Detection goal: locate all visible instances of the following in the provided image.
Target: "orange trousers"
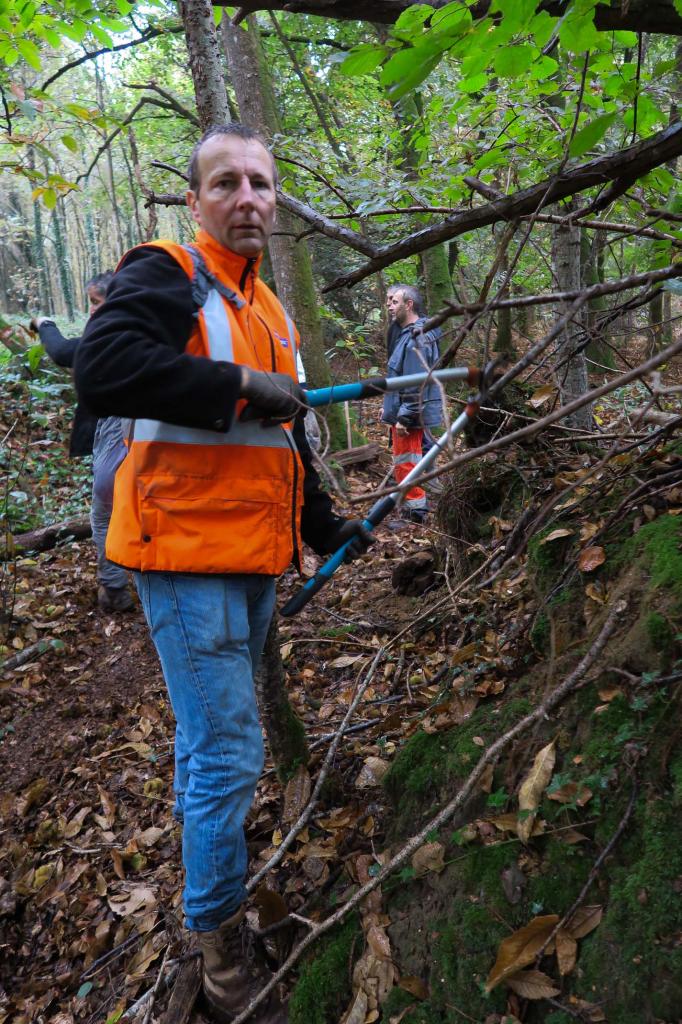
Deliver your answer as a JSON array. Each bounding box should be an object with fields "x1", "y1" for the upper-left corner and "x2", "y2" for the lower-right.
[{"x1": 391, "y1": 426, "x2": 427, "y2": 510}]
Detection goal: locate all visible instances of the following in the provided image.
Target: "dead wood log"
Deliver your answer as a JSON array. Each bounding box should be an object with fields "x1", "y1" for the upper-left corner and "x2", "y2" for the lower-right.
[
  {"x1": 326, "y1": 442, "x2": 380, "y2": 468},
  {"x1": 161, "y1": 957, "x2": 201, "y2": 1024},
  {"x1": 2, "y1": 517, "x2": 91, "y2": 559}
]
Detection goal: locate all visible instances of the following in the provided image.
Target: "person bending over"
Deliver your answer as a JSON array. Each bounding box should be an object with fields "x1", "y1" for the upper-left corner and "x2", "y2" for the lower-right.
[{"x1": 30, "y1": 274, "x2": 134, "y2": 612}]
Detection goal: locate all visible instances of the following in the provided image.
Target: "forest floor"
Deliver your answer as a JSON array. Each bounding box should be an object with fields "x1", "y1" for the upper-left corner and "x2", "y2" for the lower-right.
[{"x1": 2, "y1": 343, "x2": 682, "y2": 1024}]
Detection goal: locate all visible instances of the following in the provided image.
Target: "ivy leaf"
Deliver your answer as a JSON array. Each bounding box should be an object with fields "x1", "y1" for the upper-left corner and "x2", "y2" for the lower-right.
[
  {"x1": 568, "y1": 112, "x2": 617, "y2": 158},
  {"x1": 494, "y1": 44, "x2": 534, "y2": 78}
]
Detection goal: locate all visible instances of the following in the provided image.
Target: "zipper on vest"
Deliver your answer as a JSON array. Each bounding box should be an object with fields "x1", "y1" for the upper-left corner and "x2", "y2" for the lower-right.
[
  {"x1": 239, "y1": 257, "x2": 256, "y2": 299},
  {"x1": 282, "y1": 429, "x2": 301, "y2": 572},
  {"x1": 255, "y1": 314, "x2": 278, "y2": 372}
]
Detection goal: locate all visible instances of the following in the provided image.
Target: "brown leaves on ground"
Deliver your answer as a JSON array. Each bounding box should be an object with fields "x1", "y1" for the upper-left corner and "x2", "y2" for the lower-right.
[
  {"x1": 486, "y1": 905, "x2": 604, "y2": 996},
  {"x1": 516, "y1": 740, "x2": 556, "y2": 843}
]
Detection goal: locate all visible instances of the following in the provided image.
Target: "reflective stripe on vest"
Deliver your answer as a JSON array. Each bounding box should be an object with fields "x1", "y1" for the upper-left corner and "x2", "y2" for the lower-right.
[{"x1": 133, "y1": 418, "x2": 293, "y2": 449}]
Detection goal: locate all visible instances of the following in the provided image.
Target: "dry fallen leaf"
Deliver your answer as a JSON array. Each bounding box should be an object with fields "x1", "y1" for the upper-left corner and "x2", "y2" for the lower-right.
[
  {"x1": 355, "y1": 756, "x2": 390, "y2": 789},
  {"x1": 529, "y1": 384, "x2": 556, "y2": 408},
  {"x1": 479, "y1": 763, "x2": 494, "y2": 794},
  {"x1": 566, "y1": 904, "x2": 603, "y2": 939},
  {"x1": 578, "y1": 546, "x2": 606, "y2": 572},
  {"x1": 107, "y1": 884, "x2": 157, "y2": 918},
  {"x1": 486, "y1": 915, "x2": 559, "y2": 991},
  {"x1": 411, "y1": 842, "x2": 445, "y2": 877},
  {"x1": 555, "y1": 928, "x2": 578, "y2": 976},
  {"x1": 547, "y1": 782, "x2": 592, "y2": 807},
  {"x1": 398, "y1": 976, "x2": 428, "y2": 1000},
  {"x1": 517, "y1": 741, "x2": 556, "y2": 843},
  {"x1": 282, "y1": 765, "x2": 312, "y2": 823},
  {"x1": 505, "y1": 968, "x2": 560, "y2": 999},
  {"x1": 539, "y1": 528, "x2": 574, "y2": 545}
]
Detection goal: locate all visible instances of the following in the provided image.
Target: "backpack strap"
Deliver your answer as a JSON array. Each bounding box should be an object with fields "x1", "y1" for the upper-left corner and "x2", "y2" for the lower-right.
[{"x1": 182, "y1": 244, "x2": 246, "y2": 316}]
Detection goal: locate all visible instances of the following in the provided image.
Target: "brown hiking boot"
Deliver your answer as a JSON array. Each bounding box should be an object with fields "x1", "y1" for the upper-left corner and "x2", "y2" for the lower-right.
[
  {"x1": 97, "y1": 584, "x2": 135, "y2": 613},
  {"x1": 197, "y1": 906, "x2": 287, "y2": 1024}
]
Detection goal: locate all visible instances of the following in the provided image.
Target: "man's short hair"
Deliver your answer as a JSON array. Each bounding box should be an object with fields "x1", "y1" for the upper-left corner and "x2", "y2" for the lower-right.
[
  {"x1": 388, "y1": 283, "x2": 424, "y2": 315},
  {"x1": 86, "y1": 271, "x2": 114, "y2": 298},
  {"x1": 187, "y1": 123, "x2": 277, "y2": 194}
]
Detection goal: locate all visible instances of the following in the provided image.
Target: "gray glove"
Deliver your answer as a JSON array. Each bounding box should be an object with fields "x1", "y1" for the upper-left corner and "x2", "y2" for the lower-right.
[{"x1": 239, "y1": 367, "x2": 307, "y2": 424}]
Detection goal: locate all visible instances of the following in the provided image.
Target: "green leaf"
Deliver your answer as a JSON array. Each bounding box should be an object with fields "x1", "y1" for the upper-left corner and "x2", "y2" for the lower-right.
[
  {"x1": 458, "y1": 72, "x2": 489, "y2": 94},
  {"x1": 60, "y1": 134, "x2": 79, "y2": 153},
  {"x1": 568, "y1": 111, "x2": 617, "y2": 158},
  {"x1": 472, "y1": 147, "x2": 507, "y2": 172},
  {"x1": 613, "y1": 30, "x2": 638, "y2": 46},
  {"x1": 213, "y1": 5, "x2": 223, "y2": 25},
  {"x1": 382, "y1": 44, "x2": 443, "y2": 100},
  {"x1": 89, "y1": 23, "x2": 114, "y2": 47},
  {"x1": 17, "y1": 99, "x2": 38, "y2": 120},
  {"x1": 528, "y1": 55, "x2": 558, "y2": 81},
  {"x1": 3, "y1": 48, "x2": 19, "y2": 67},
  {"x1": 16, "y1": 38, "x2": 41, "y2": 70},
  {"x1": 115, "y1": 0, "x2": 133, "y2": 12},
  {"x1": 674, "y1": 0, "x2": 682, "y2": 15},
  {"x1": 19, "y1": 1, "x2": 37, "y2": 28},
  {"x1": 77, "y1": 982, "x2": 93, "y2": 999},
  {"x1": 394, "y1": 3, "x2": 432, "y2": 35},
  {"x1": 339, "y1": 43, "x2": 386, "y2": 77},
  {"x1": 42, "y1": 188, "x2": 57, "y2": 210},
  {"x1": 40, "y1": 26, "x2": 61, "y2": 48},
  {"x1": 493, "y1": 44, "x2": 534, "y2": 78},
  {"x1": 63, "y1": 102, "x2": 95, "y2": 119},
  {"x1": 105, "y1": 1011, "x2": 123, "y2": 1024},
  {"x1": 559, "y1": 13, "x2": 600, "y2": 52}
]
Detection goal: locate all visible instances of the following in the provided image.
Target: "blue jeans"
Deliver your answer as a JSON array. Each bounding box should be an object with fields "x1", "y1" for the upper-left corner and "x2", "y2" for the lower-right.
[
  {"x1": 91, "y1": 417, "x2": 128, "y2": 590},
  {"x1": 134, "y1": 571, "x2": 276, "y2": 931}
]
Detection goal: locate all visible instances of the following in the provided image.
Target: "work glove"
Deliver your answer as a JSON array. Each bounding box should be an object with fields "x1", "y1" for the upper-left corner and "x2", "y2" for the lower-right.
[
  {"x1": 239, "y1": 367, "x2": 308, "y2": 425},
  {"x1": 328, "y1": 518, "x2": 375, "y2": 563}
]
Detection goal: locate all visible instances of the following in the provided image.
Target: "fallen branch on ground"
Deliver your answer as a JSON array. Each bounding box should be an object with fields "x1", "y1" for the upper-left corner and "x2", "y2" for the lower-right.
[
  {"x1": 1, "y1": 637, "x2": 63, "y2": 674},
  {"x1": 2, "y1": 516, "x2": 91, "y2": 559}
]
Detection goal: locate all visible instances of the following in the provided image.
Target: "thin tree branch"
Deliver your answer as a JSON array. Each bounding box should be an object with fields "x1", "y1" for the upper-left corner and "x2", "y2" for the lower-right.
[
  {"x1": 125, "y1": 81, "x2": 199, "y2": 125},
  {"x1": 321, "y1": 123, "x2": 682, "y2": 290},
  {"x1": 39, "y1": 27, "x2": 183, "y2": 91}
]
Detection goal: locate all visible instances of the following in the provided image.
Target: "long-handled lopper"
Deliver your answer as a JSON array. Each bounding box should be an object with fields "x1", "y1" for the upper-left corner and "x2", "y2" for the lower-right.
[
  {"x1": 302, "y1": 366, "x2": 480, "y2": 408},
  {"x1": 281, "y1": 361, "x2": 500, "y2": 617}
]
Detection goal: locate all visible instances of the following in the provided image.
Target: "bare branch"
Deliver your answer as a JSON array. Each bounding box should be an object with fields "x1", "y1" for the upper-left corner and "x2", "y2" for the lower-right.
[
  {"x1": 39, "y1": 26, "x2": 183, "y2": 92},
  {"x1": 320, "y1": 123, "x2": 682, "y2": 290}
]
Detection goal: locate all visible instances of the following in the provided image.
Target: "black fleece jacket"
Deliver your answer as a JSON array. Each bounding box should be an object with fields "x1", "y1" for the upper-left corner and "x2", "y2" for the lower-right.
[
  {"x1": 74, "y1": 246, "x2": 344, "y2": 557},
  {"x1": 37, "y1": 321, "x2": 98, "y2": 457}
]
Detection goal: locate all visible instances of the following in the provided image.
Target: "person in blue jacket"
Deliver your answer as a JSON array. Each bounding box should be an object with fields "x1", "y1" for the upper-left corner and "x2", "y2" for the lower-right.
[{"x1": 382, "y1": 284, "x2": 443, "y2": 521}]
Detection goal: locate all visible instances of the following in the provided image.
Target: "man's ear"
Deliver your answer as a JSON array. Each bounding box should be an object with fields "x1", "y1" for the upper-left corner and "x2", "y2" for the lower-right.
[{"x1": 186, "y1": 189, "x2": 201, "y2": 226}]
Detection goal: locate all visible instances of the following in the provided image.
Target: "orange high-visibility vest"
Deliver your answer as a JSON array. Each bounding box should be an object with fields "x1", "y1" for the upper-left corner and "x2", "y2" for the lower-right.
[{"x1": 106, "y1": 230, "x2": 304, "y2": 575}]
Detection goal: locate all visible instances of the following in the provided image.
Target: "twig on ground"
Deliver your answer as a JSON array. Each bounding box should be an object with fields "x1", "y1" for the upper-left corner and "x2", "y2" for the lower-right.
[
  {"x1": 230, "y1": 603, "x2": 622, "y2": 1023},
  {"x1": 141, "y1": 943, "x2": 171, "y2": 1024},
  {"x1": 534, "y1": 776, "x2": 639, "y2": 966},
  {"x1": 119, "y1": 959, "x2": 180, "y2": 1022},
  {"x1": 247, "y1": 647, "x2": 386, "y2": 892}
]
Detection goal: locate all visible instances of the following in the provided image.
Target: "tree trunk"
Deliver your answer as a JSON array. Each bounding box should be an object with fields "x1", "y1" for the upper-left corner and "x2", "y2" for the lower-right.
[
  {"x1": 180, "y1": 0, "x2": 231, "y2": 128},
  {"x1": 255, "y1": 613, "x2": 309, "y2": 775},
  {"x1": 221, "y1": 14, "x2": 346, "y2": 447},
  {"x1": 52, "y1": 202, "x2": 74, "y2": 320},
  {"x1": 551, "y1": 206, "x2": 591, "y2": 430},
  {"x1": 582, "y1": 229, "x2": 613, "y2": 368}
]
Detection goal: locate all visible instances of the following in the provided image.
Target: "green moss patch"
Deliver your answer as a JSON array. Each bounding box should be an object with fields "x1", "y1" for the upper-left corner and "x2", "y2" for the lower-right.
[{"x1": 289, "y1": 915, "x2": 361, "y2": 1024}]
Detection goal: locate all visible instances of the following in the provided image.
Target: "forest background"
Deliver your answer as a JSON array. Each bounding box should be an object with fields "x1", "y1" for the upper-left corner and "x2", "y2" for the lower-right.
[{"x1": 2, "y1": 2, "x2": 682, "y2": 1024}]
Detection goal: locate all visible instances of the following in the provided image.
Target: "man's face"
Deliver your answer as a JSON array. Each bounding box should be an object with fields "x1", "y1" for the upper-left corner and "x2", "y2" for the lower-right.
[
  {"x1": 186, "y1": 135, "x2": 276, "y2": 257},
  {"x1": 387, "y1": 289, "x2": 410, "y2": 326},
  {"x1": 87, "y1": 286, "x2": 106, "y2": 317}
]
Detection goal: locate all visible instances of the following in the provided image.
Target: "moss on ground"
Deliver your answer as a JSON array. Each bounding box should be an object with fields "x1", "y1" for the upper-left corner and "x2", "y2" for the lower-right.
[
  {"x1": 614, "y1": 514, "x2": 682, "y2": 602},
  {"x1": 383, "y1": 697, "x2": 532, "y2": 836},
  {"x1": 289, "y1": 915, "x2": 361, "y2": 1024}
]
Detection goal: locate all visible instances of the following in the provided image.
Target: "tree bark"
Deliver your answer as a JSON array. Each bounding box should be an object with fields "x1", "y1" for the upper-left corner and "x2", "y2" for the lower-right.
[
  {"x1": 180, "y1": 0, "x2": 231, "y2": 128},
  {"x1": 222, "y1": 0, "x2": 682, "y2": 36},
  {"x1": 552, "y1": 206, "x2": 591, "y2": 430}
]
